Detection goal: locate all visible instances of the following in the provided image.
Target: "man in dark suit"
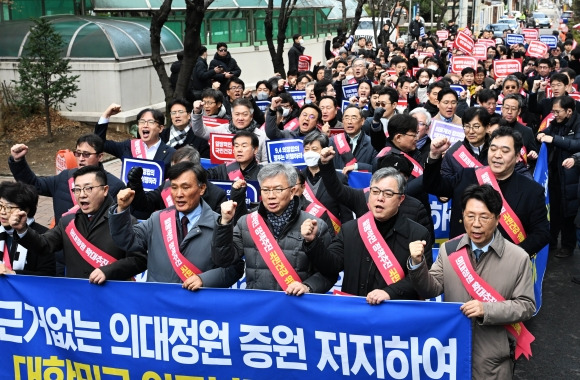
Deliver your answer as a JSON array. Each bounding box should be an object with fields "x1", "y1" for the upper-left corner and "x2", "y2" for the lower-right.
[
  {"x1": 423, "y1": 126, "x2": 550, "y2": 257},
  {"x1": 160, "y1": 98, "x2": 210, "y2": 158},
  {"x1": 94, "y1": 103, "x2": 175, "y2": 174}
]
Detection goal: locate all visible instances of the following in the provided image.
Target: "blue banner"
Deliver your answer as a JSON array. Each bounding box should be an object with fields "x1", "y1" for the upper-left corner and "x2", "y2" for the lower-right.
[
  {"x1": 342, "y1": 83, "x2": 359, "y2": 100},
  {"x1": 121, "y1": 158, "x2": 165, "y2": 192},
  {"x1": 255, "y1": 100, "x2": 270, "y2": 112},
  {"x1": 532, "y1": 143, "x2": 550, "y2": 315},
  {"x1": 200, "y1": 158, "x2": 219, "y2": 169},
  {"x1": 506, "y1": 34, "x2": 525, "y2": 45},
  {"x1": 266, "y1": 139, "x2": 305, "y2": 166},
  {"x1": 0, "y1": 276, "x2": 472, "y2": 379},
  {"x1": 211, "y1": 180, "x2": 260, "y2": 206},
  {"x1": 344, "y1": 170, "x2": 373, "y2": 188},
  {"x1": 287, "y1": 90, "x2": 306, "y2": 103},
  {"x1": 429, "y1": 194, "x2": 452, "y2": 247},
  {"x1": 539, "y1": 35, "x2": 558, "y2": 49},
  {"x1": 450, "y1": 85, "x2": 466, "y2": 97}
]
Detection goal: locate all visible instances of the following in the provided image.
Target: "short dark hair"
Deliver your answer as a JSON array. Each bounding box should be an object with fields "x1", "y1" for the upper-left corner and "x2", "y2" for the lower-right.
[
  {"x1": 73, "y1": 165, "x2": 108, "y2": 186},
  {"x1": 201, "y1": 88, "x2": 224, "y2": 104},
  {"x1": 550, "y1": 73, "x2": 570, "y2": 86},
  {"x1": 168, "y1": 98, "x2": 193, "y2": 114},
  {"x1": 216, "y1": 42, "x2": 228, "y2": 50},
  {"x1": 255, "y1": 80, "x2": 272, "y2": 91},
  {"x1": 462, "y1": 107, "x2": 491, "y2": 126},
  {"x1": 461, "y1": 184, "x2": 503, "y2": 217},
  {"x1": 319, "y1": 95, "x2": 338, "y2": 107},
  {"x1": 136, "y1": 108, "x2": 165, "y2": 127},
  {"x1": 503, "y1": 94, "x2": 524, "y2": 110},
  {"x1": 490, "y1": 126, "x2": 523, "y2": 154},
  {"x1": 198, "y1": 46, "x2": 207, "y2": 56},
  {"x1": 231, "y1": 98, "x2": 253, "y2": 113},
  {"x1": 293, "y1": 33, "x2": 302, "y2": 41},
  {"x1": 227, "y1": 77, "x2": 245, "y2": 90},
  {"x1": 232, "y1": 129, "x2": 259, "y2": 148},
  {"x1": 428, "y1": 81, "x2": 448, "y2": 94},
  {"x1": 378, "y1": 86, "x2": 398, "y2": 104},
  {"x1": 303, "y1": 130, "x2": 329, "y2": 148},
  {"x1": 314, "y1": 79, "x2": 333, "y2": 101},
  {"x1": 437, "y1": 87, "x2": 458, "y2": 102},
  {"x1": 300, "y1": 103, "x2": 322, "y2": 124},
  {"x1": 167, "y1": 161, "x2": 207, "y2": 186},
  {"x1": 553, "y1": 95, "x2": 576, "y2": 111},
  {"x1": 387, "y1": 114, "x2": 418, "y2": 139},
  {"x1": 461, "y1": 67, "x2": 476, "y2": 76},
  {"x1": 76, "y1": 134, "x2": 104, "y2": 154},
  {"x1": 171, "y1": 146, "x2": 201, "y2": 165},
  {"x1": 0, "y1": 181, "x2": 39, "y2": 217},
  {"x1": 537, "y1": 58, "x2": 552, "y2": 68},
  {"x1": 478, "y1": 89, "x2": 498, "y2": 103},
  {"x1": 343, "y1": 104, "x2": 363, "y2": 118}
]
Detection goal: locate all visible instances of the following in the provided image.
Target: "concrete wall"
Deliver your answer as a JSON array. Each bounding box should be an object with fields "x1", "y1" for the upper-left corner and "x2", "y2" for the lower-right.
[{"x1": 0, "y1": 37, "x2": 327, "y2": 124}]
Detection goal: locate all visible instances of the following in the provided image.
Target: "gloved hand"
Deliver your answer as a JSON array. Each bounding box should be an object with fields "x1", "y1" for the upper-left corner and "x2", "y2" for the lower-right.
[
  {"x1": 127, "y1": 166, "x2": 144, "y2": 192},
  {"x1": 373, "y1": 107, "x2": 385, "y2": 123}
]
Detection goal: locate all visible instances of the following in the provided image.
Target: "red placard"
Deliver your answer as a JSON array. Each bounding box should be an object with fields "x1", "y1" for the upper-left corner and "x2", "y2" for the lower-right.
[
  {"x1": 462, "y1": 28, "x2": 473, "y2": 36},
  {"x1": 454, "y1": 31, "x2": 474, "y2": 54},
  {"x1": 477, "y1": 38, "x2": 496, "y2": 47},
  {"x1": 546, "y1": 85, "x2": 552, "y2": 98},
  {"x1": 436, "y1": 30, "x2": 449, "y2": 42},
  {"x1": 493, "y1": 59, "x2": 522, "y2": 78},
  {"x1": 522, "y1": 28, "x2": 539, "y2": 41},
  {"x1": 328, "y1": 129, "x2": 345, "y2": 136},
  {"x1": 473, "y1": 43, "x2": 488, "y2": 60},
  {"x1": 451, "y1": 56, "x2": 478, "y2": 73},
  {"x1": 386, "y1": 69, "x2": 397, "y2": 77},
  {"x1": 209, "y1": 133, "x2": 235, "y2": 164},
  {"x1": 202, "y1": 116, "x2": 230, "y2": 128},
  {"x1": 412, "y1": 67, "x2": 420, "y2": 76},
  {"x1": 526, "y1": 40, "x2": 548, "y2": 58},
  {"x1": 298, "y1": 55, "x2": 312, "y2": 71},
  {"x1": 569, "y1": 92, "x2": 580, "y2": 102}
]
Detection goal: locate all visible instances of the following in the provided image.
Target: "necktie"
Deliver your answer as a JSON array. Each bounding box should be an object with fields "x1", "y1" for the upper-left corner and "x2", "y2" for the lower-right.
[
  {"x1": 181, "y1": 216, "x2": 189, "y2": 241},
  {"x1": 473, "y1": 249, "x2": 484, "y2": 263},
  {"x1": 443, "y1": 116, "x2": 453, "y2": 123}
]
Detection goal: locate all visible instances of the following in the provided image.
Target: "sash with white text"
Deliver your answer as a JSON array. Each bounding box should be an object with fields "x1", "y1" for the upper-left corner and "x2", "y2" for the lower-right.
[
  {"x1": 377, "y1": 147, "x2": 424, "y2": 177},
  {"x1": 246, "y1": 211, "x2": 301, "y2": 290},
  {"x1": 451, "y1": 145, "x2": 483, "y2": 168},
  {"x1": 448, "y1": 247, "x2": 535, "y2": 359},
  {"x1": 302, "y1": 183, "x2": 341, "y2": 234},
  {"x1": 332, "y1": 133, "x2": 357, "y2": 167},
  {"x1": 160, "y1": 181, "x2": 173, "y2": 208},
  {"x1": 357, "y1": 212, "x2": 405, "y2": 285},
  {"x1": 62, "y1": 177, "x2": 80, "y2": 217},
  {"x1": 158, "y1": 209, "x2": 202, "y2": 281},
  {"x1": 130, "y1": 139, "x2": 147, "y2": 159},
  {"x1": 64, "y1": 219, "x2": 118, "y2": 268},
  {"x1": 283, "y1": 118, "x2": 299, "y2": 131},
  {"x1": 226, "y1": 161, "x2": 243, "y2": 181},
  {"x1": 475, "y1": 167, "x2": 527, "y2": 243}
]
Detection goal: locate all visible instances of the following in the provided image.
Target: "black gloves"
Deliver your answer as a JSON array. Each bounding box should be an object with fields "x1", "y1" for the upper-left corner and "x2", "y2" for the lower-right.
[
  {"x1": 373, "y1": 107, "x2": 385, "y2": 123},
  {"x1": 127, "y1": 166, "x2": 144, "y2": 192}
]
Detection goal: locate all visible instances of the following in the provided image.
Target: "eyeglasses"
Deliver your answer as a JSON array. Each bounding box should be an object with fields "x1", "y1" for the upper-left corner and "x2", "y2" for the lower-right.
[
  {"x1": 261, "y1": 187, "x2": 292, "y2": 195},
  {"x1": 463, "y1": 125, "x2": 483, "y2": 131},
  {"x1": 343, "y1": 116, "x2": 361, "y2": 121},
  {"x1": 203, "y1": 100, "x2": 216, "y2": 105},
  {"x1": 73, "y1": 151, "x2": 99, "y2": 158},
  {"x1": 502, "y1": 106, "x2": 519, "y2": 113},
  {"x1": 404, "y1": 133, "x2": 418, "y2": 139},
  {"x1": 503, "y1": 85, "x2": 517, "y2": 90},
  {"x1": 138, "y1": 119, "x2": 159, "y2": 126},
  {"x1": 377, "y1": 102, "x2": 393, "y2": 107},
  {"x1": 72, "y1": 185, "x2": 105, "y2": 196},
  {"x1": 218, "y1": 48, "x2": 227, "y2": 52},
  {"x1": 229, "y1": 86, "x2": 243, "y2": 91},
  {"x1": 170, "y1": 110, "x2": 187, "y2": 116},
  {"x1": 0, "y1": 203, "x2": 18, "y2": 213},
  {"x1": 353, "y1": 63, "x2": 365, "y2": 68},
  {"x1": 369, "y1": 187, "x2": 401, "y2": 198},
  {"x1": 464, "y1": 214, "x2": 495, "y2": 225},
  {"x1": 300, "y1": 113, "x2": 317, "y2": 120},
  {"x1": 552, "y1": 108, "x2": 566, "y2": 114},
  {"x1": 417, "y1": 122, "x2": 427, "y2": 127}
]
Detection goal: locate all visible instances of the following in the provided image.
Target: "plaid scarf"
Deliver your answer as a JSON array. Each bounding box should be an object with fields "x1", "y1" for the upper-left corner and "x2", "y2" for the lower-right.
[
  {"x1": 266, "y1": 199, "x2": 295, "y2": 238},
  {"x1": 168, "y1": 125, "x2": 190, "y2": 148}
]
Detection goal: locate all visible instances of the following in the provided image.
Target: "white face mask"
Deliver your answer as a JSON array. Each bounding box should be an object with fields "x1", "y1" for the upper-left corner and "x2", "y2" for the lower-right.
[
  {"x1": 303, "y1": 151, "x2": 321, "y2": 167},
  {"x1": 256, "y1": 91, "x2": 269, "y2": 100},
  {"x1": 282, "y1": 107, "x2": 290, "y2": 117},
  {"x1": 299, "y1": 39, "x2": 304, "y2": 45},
  {"x1": 304, "y1": 98, "x2": 312, "y2": 104},
  {"x1": 428, "y1": 65, "x2": 438, "y2": 71},
  {"x1": 346, "y1": 75, "x2": 354, "y2": 81}
]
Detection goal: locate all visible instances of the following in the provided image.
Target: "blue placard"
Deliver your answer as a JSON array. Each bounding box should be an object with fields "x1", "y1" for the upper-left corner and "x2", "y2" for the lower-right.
[
  {"x1": 0, "y1": 275, "x2": 472, "y2": 379},
  {"x1": 210, "y1": 180, "x2": 260, "y2": 206},
  {"x1": 450, "y1": 84, "x2": 466, "y2": 96},
  {"x1": 266, "y1": 139, "x2": 305, "y2": 165},
  {"x1": 495, "y1": 104, "x2": 503, "y2": 114},
  {"x1": 121, "y1": 158, "x2": 164, "y2": 192},
  {"x1": 506, "y1": 34, "x2": 525, "y2": 45},
  {"x1": 200, "y1": 157, "x2": 219, "y2": 169},
  {"x1": 287, "y1": 90, "x2": 306, "y2": 103},
  {"x1": 429, "y1": 194, "x2": 452, "y2": 245},
  {"x1": 539, "y1": 35, "x2": 558, "y2": 49},
  {"x1": 342, "y1": 83, "x2": 359, "y2": 100},
  {"x1": 420, "y1": 26, "x2": 426, "y2": 37},
  {"x1": 343, "y1": 170, "x2": 373, "y2": 188},
  {"x1": 255, "y1": 100, "x2": 270, "y2": 112}
]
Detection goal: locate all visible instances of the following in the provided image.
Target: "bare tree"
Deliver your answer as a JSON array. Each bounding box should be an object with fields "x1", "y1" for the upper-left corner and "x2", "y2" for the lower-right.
[
  {"x1": 341, "y1": 0, "x2": 347, "y2": 31},
  {"x1": 150, "y1": 0, "x2": 213, "y2": 106},
  {"x1": 349, "y1": 0, "x2": 367, "y2": 36},
  {"x1": 264, "y1": 0, "x2": 298, "y2": 78}
]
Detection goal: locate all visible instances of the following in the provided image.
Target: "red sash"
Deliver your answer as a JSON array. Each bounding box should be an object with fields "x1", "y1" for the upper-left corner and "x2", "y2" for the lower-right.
[
  {"x1": 357, "y1": 212, "x2": 405, "y2": 285},
  {"x1": 448, "y1": 247, "x2": 534, "y2": 359},
  {"x1": 519, "y1": 146, "x2": 528, "y2": 165},
  {"x1": 332, "y1": 133, "x2": 357, "y2": 167},
  {"x1": 226, "y1": 161, "x2": 243, "y2": 181},
  {"x1": 246, "y1": 211, "x2": 301, "y2": 290},
  {"x1": 159, "y1": 209, "x2": 202, "y2": 281},
  {"x1": 377, "y1": 147, "x2": 424, "y2": 177},
  {"x1": 62, "y1": 177, "x2": 80, "y2": 217},
  {"x1": 1, "y1": 240, "x2": 12, "y2": 271},
  {"x1": 538, "y1": 113, "x2": 554, "y2": 132},
  {"x1": 65, "y1": 219, "x2": 118, "y2": 268},
  {"x1": 451, "y1": 145, "x2": 483, "y2": 168},
  {"x1": 283, "y1": 118, "x2": 299, "y2": 131},
  {"x1": 302, "y1": 183, "x2": 341, "y2": 234},
  {"x1": 161, "y1": 181, "x2": 173, "y2": 207},
  {"x1": 130, "y1": 139, "x2": 147, "y2": 159},
  {"x1": 475, "y1": 167, "x2": 527, "y2": 243}
]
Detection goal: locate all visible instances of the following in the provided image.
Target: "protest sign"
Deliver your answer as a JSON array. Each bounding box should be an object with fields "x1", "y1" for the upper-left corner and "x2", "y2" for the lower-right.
[
  {"x1": 298, "y1": 55, "x2": 312, "y2": 71},
  {"x1": 121, "y1": 158, "x2": 164, "y2": 192},
  {"x1": 266, "y1": 139, "x2": 305, "y2": 165},
  {"x1": 493, "y1": 59, "x2": 521, "y2": 78},
  {"x1": 505, "y1": 34, "x2": 525, "y2": 45},
  {"x1": 526, "y1": 40, "x2": 548, "y2": 58},
  {"x1": 450, "y1": 56, "x2": 477, "y2": 73},
  {"x1": 429, "y1": 120, "x2": 465, "y2": 145},
  {"x1": 539, "y1": 35, "x2": 558, "y2": 48},
  {"x1": 454, "y1": 31, "x2": 474, "y2": 54},
  {"x1": 521, "y1": 28, "x2": 539, "y2": 41},
  {"x1": 472, "y1": 43, "x2": 488, "y2": 60},
  {"x1": 209, "y1": 133, "x2": 235, "y2": 164},
  {"x1": 436, "y1": 30, "x2": 449, "y2": 41}
]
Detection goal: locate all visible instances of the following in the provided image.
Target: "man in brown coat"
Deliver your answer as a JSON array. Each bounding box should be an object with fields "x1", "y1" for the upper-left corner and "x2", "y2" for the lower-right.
[{"x1": 408, "y1": 184, "x2": 535, "y2": 379}]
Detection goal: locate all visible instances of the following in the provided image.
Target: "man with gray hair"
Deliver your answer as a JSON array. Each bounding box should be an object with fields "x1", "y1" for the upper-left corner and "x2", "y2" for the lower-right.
[
  {"x1": 212, "y1": 162, "x2": 335, "y2": 295},
  {"x1": 307, "y1": 167, "x2": 432, "y2": 304}
]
